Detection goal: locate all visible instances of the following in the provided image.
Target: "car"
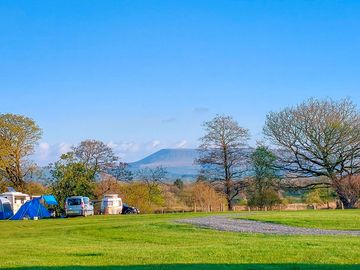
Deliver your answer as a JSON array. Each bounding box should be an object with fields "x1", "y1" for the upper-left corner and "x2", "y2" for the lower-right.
[
  {"x1": 122, "y1": 203, "x2": 140, "y2": 214},
  {"x1": 65, "y1": 196, "x2": 94, "y2": 217}
]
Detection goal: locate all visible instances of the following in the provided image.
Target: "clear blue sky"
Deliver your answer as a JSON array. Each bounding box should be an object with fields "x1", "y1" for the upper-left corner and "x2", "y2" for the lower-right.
[{"x1": 1, "y1": 1, "x2": 360, "y2": 164}]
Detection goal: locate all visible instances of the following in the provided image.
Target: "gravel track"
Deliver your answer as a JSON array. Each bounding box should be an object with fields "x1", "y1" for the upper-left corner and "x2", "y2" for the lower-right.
[{"x1": 178, "y1": 216, "x2": 360, "y2": 236}]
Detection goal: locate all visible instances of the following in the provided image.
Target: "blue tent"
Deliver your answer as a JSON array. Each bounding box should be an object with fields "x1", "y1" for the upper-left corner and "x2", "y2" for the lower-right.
[
  {"x1": 10, "y1": 196, "x2": 57, "y2": 220},
  {"x1": 42, "y1": 195, "x2": 58, "y2": 206},
  {"x1": 0, "y1": 197, "x2": 13, "y2": 220}
]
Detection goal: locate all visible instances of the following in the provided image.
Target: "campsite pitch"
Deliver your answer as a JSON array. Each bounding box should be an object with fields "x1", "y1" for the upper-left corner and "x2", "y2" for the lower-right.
[{"x1": 0, "y1": 210, "x2": 360, "y2": 270}]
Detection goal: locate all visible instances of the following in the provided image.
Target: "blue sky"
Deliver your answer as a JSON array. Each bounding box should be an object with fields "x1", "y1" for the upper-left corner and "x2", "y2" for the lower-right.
[{"x1": 1, "y1": 1, "x2": 360, "y2": 164}]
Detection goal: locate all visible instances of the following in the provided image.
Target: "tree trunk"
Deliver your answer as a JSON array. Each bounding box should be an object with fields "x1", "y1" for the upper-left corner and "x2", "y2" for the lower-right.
[
  {"x1": 338, "y1": 195, "x2": 356, "y2": 209},
  {"x1": 227, "y1": 196, "x2": 233, "y2": 211},
  {"x1": 331, "y1": 177, "x2": 358, "y2": 209}
]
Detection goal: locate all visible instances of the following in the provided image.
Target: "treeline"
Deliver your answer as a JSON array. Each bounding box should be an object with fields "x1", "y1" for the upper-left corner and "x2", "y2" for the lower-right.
[{"x1": 0, "y1": 98, "x2": 360, "y2": 211}]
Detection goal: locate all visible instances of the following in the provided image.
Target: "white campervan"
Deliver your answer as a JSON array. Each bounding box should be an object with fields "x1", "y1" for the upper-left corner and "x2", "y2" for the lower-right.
[{"x1": 101, "y1": 194, "x2": 123, "y2": 215}]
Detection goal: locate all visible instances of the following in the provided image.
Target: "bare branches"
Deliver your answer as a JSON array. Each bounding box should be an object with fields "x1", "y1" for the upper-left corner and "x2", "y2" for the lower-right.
[
  {"x1": 264, "y1": 98, "x2": 360, "y2": 208},
  {"x1": 197, "y1": 115, "x2": 250, "y2": 210},
  {"x1": 73, "y1": 140, "x2": 118, "y2": 174}
]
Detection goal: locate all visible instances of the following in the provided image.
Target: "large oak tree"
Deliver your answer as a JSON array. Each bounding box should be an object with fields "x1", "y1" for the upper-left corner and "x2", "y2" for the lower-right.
[
  {"x1": 264, "y1": 98, "x2": 360, "y2": 208},
  {"x1": 72, "y1": 139, "x2": 118, "y2": 176}
]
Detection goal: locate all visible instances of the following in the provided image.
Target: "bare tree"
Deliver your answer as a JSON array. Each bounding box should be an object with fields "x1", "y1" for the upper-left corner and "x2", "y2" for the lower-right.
[
  {"x1": 264, "y1": 98, "x2": 360, "y2": 208},
  {"x1": 72, "y1": 140, "x2": 118, "y2": 177},
  {"x1": 111, "y1": 162, "x2": 133, "y2": 182},
  {"x1": 192, "y1": 181, "x2": 226, "y2": 212},
  {"x1": 197, "y1": 115, "x2": 250, "y2": 210},
  {"x1": 136, "y1": 166, "x2": 167, "y2": 207},
  {"x1": 0, "y1": 114, "x2": 42, "y2": 191},
  {"x1": 94, "y1": 174, "x2": 122, "y2": 198}
]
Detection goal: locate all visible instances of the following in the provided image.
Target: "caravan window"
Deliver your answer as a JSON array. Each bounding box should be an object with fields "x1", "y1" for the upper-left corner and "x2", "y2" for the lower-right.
[
  {"x1": 103, "y1": 201, "x2": 113, "y2": 207},
  {"x1": 67, "y1": 198, "x2": 81, "y2": 206}
]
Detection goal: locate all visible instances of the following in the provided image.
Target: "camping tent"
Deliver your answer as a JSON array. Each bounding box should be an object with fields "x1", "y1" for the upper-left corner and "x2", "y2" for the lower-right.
[
  {"x1": 0, "y1": 197, "x2": 13, "y2": 220},
  {"x1": 42, "y1": 195, "x2": 58, "y2": 206},
  {"x1": 10, "y1": 196, "x2": 58, "y2": 220}
]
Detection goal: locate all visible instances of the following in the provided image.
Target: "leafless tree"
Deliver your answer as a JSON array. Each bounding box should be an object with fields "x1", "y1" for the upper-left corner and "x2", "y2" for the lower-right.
[
  {"x1": 197, "y1": 115, "x2": 250, "y2": 210},
  {"x1": 264, "y1": 98, "x2": 360, "y2": 208},
  {"x1": 111, "y1": 162, "x2": 133, "y2": 182},
  {"x1": 136, "y1": 166, "x2": 168, "y2": 206},
  {"x1": 72, "y1": 140, "x2": 118, "y2": 177}
]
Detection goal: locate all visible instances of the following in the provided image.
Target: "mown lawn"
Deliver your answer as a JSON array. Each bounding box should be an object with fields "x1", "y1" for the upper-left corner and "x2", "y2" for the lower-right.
[
  {"x1": 0, "y1": 211, "x2": 359, "y2": 270},
  {"x1": 238, "y1": 209, "x2": 360, "y2": 230}
]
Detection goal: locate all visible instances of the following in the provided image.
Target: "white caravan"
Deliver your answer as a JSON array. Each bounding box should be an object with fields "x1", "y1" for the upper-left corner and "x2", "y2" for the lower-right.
[
  {"x1": 0, "y1": 190, "x2": 30, "y2": 214},
  {"x1": 101, "y1": 194, "x2": 123, "y2": 215}
]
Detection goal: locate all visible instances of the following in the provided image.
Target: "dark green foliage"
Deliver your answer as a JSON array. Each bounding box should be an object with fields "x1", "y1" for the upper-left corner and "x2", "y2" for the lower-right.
[
  {"x1": 50, "y1": 155, "x2": 96, "y2": 211},
  {"x1": 247, "y1": 145, "x2": 281, "y2": 209},
  {"x1": 174, "y1": 179, "x2": 184, "y2": 190}
]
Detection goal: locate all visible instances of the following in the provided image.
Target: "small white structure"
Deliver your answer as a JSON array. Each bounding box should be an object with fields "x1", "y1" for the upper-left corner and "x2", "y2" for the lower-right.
[
  {"x1": 0, "y1": 197, "x2": 13, "y2": 220},
  {"x1": 0, "y1": 191, "x2": 30, "y2": 214},
  {"x1": 101, "y1": 194, "x2": 123, "y2": 215}
]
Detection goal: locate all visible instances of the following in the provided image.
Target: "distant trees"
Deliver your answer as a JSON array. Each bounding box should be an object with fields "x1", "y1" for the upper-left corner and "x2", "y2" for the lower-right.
[
  {"x1": 197, "y1": 115, "x2": 250, "y2": 210},
  {"x1": 50, "y1": 139, "x2": 119, "y2": 209},
  {"x1": 110, "y1": 162, "x2": 133, "y2": 182},
  {"x1": 2, "y1": 99, "x2": 360, "y2": 211},
  {"x1": 120, "y1": 167, "x2": 168, "y2": 213},
  {"x1": 24, "y1": 181, "x2": 49, "y2": 196},
  {"x1": 136, "y1": 167, "x2": 167, "y2": 209},
  {"x1": 0, "y1": 114, "x2": 42, "y2": 191},
  {"x1": 93, "y1": 175, "x2": 122, "y2": 198},
  {"x1": 246, "y1": 145, "x2": 281, "y2": 210},
  {"x1": 72, "y1": 139, "x2": 118, "y2": 177},
  {"x1": 173, "y1": 179, "x2": 184, "y2": 190},
  {"x1": 192, "y1": 181, "x2": 226, "y2": 212},
  {"x1": 264, "y1": 98, "x2": 360, "y2": 208},
  {"x1": 50, "y1": 156, "x2": 96, "y2": 210},
  {"x1": 304, "y1": 188, "x2": 335, "y2": 210}
]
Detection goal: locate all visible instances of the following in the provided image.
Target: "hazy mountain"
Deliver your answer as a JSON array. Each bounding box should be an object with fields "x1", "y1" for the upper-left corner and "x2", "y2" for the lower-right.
[{"x1": 129, "y1": 149, "x2": 201, "y2": 180}]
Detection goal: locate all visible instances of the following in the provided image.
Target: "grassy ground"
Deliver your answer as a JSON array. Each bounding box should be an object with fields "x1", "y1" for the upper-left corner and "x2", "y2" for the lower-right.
[
  {"x1": 0, "y1": 211, "x2": 359, "y2": 270},
  {"x1": 238, "y1": 210, "x2": 360, "y2": 230}
]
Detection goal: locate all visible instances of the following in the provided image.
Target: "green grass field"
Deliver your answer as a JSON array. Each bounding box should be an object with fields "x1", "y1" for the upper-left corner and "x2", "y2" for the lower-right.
[
  {"x1": 0, "y1": 210, "x2": 359, "y2": 270},
  {"x1": 238, "y1": 210, "x2": 360, "y2": 230}
]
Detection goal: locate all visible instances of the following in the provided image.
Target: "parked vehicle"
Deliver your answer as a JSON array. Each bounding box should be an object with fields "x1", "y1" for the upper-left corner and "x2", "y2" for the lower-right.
[
  {"x1": 0, "y1": 189, "x2": 30, "y2": 214},
  {"x1": 101, "y1": 194, "x2": 123, "y2": 215},
  {"x1": 122, "y1": 203, "x2": 140, "y2": 214},
  {"x1": 65, "y1": 196, "x2": 94, "y2": 217}
]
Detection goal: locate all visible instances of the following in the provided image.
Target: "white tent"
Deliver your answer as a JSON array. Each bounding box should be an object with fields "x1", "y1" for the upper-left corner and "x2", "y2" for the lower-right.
[{"x1": 0, "y1": 197, "x2": 13, "y2": 220}]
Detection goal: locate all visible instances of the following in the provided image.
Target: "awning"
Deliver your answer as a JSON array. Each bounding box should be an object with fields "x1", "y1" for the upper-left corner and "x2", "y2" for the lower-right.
[{"x1": 42, "y1": 195, "x2": 58, "y2": 206}]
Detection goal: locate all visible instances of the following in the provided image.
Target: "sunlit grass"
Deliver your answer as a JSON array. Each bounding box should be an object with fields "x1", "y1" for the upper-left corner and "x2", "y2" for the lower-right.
[
  {"x1": 0, "y1": 211, "x2": 359, "y2": 269},
  {"x1": 238, "y1": 209, "x2": 360, "y2": 230}
]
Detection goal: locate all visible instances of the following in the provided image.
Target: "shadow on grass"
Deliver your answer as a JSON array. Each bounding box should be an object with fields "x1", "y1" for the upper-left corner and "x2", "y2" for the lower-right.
[{"x1": 2, "y1": 264, "x2": 360, "y2": 270}]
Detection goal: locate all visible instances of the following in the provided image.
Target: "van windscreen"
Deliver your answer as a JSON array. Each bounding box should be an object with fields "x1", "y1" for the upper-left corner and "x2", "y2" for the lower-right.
[{"x1": 67, "y1": 198, "x2": 81, "y2": 206}]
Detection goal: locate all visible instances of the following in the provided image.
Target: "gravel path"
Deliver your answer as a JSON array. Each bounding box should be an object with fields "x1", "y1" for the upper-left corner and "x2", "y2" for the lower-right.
[{"x1": 178, "y1": 216, "x2": 360, "y2": 236}]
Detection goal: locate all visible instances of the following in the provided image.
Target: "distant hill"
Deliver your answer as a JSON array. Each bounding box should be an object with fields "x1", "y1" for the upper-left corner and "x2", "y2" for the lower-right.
[{"x1": 129, "y1": 149, "x2": 201, "y2": 180}]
